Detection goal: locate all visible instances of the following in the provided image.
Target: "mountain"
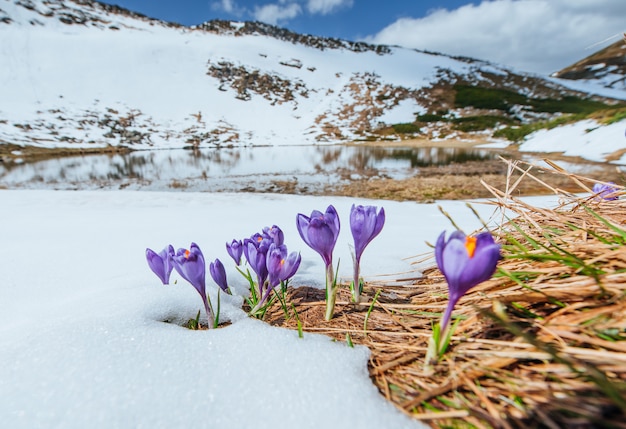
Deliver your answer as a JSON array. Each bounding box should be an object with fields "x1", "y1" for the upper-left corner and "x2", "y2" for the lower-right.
[
  {"x1": 552, "y1": 37, "x2": 626, "y2": 90},
  {"x1": 0, "y1": 0, "x2": 624, "y2": 152}
]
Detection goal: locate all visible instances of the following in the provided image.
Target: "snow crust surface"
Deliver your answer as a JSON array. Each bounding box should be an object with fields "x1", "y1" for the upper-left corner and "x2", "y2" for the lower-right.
[{"x1": 2, "y1": 189, "x2": 528, "y2": 429}]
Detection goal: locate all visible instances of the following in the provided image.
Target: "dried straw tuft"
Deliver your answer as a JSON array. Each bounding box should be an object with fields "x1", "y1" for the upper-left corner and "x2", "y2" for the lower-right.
[{"x1": 265, "y1": 158, "x2": 626, "y2": 428}]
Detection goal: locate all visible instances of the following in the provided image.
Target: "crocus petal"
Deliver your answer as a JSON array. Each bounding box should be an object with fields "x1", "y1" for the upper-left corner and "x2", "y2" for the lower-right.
[
  {"x1": 434, "y1": 231, "x2": 446, "y2": 271},
  {"x1": 324, "y1": 205, "x2": 341, "y2": 240},
  {"x1": 146, "y1": 245, "x2": 174, "y2": 285},
  {"x1": 296, "y1": 213, "x2": 314, "y2": 249},
  {"x1": 457, "y1": 232, "x2": 501, "y2": 294},
  {"x1": 280, "y1": 251, "x2": 301, "y2": 281},
  {"x1": 439, "y1": 236, "x2": 470, "y2": 299},
  {"x1": 244, "y1": 239, "x2": 268, "y2": 285},
  {"x1": 267, "y1": 243, "x2": 288, "y2": 287},
  {"x1": 226, "y1": 239, "x2": 243, "y2": 265},
  {"x1": 436, "y1": 230, "x2": 470, "y2": 288}
]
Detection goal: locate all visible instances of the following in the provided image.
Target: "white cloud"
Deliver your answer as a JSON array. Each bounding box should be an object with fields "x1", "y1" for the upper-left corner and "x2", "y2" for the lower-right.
[
  {"x1": 307, "y1": 0, "x2": 353, "y2": 15},
  {"x1": 363, "y1": 0, "x2": 626, "y2": 75},
  {"x1": 253, "y1": 2, "x2": 302, "y2": 25},
  {"x1": 211, "y1": 0, "x2": 245, "y2": 15}
]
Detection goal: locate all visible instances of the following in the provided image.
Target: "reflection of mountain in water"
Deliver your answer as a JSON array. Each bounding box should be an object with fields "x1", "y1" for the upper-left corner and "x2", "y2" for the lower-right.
[
  {"x1": 0, "y1": 145, "x2": 500, "y2": 191},
  {"x1": 368, "y1": 147, "x2": 496, "y2": 168}
]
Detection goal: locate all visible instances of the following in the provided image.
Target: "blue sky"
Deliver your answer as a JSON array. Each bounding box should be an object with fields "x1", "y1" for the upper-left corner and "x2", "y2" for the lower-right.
[
  {"x1": 99, "y1": 0, "x2": 626, "y2": 75},
  {"x1": 98, "y1": 1, "x2": 474, "y2": 41}
]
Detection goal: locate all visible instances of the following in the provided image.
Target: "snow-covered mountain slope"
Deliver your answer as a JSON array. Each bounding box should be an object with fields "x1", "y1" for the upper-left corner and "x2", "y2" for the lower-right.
[{"x1": 1, "y1": 0, "x2": 624, "y2": 150}]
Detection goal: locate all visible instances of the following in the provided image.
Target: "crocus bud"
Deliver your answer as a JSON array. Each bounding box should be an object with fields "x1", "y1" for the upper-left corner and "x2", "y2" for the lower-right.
[
  {"x1": 350, "y1": 204, "x2": 385, "y2": 263},
  {"x1": 209, "y1": 258, "x2": 229, "y2": 293}
]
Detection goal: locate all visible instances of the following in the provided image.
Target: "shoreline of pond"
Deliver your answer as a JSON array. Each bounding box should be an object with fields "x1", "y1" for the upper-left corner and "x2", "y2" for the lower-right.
[{"x1": 0, "y1": 140, "x2": 622, "y2": 202}]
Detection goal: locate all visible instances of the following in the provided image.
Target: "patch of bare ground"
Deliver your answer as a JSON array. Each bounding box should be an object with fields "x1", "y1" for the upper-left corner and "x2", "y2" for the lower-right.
[{"x1": 264, "y1": 160, "x2": 626, "y2": 428}]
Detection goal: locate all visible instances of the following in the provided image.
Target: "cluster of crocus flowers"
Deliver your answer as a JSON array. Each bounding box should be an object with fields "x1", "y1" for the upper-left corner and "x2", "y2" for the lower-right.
[
  {"x1": 592, "y1": 182, "x2": 621, "y2": 201},
  {"x1": 435, "y1": 230, "x2": 501, "y2": 337},
  {"x1": 146, "y1": 205, "x2": 387, "y2": 326},
  {"x1": 146, "y1": 242, "x2": 230, "y2": 329},
  {"x1": 350, "y1": 204, "x2": 385, "y2": 303},
  {"x1": 297, "y1": 205, "x2": 341, "y2": 320},
  {"x1": 235, "y1": 225, "x2": 301, "y2": 316}
]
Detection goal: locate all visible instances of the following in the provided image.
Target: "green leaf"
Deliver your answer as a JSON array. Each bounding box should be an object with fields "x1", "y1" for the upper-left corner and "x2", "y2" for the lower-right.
[
  {"x1": 364, "y1": 289, "x2": 381, "y2": 332},
  {"x1": 346, "y1": 333, "x2": 354, "y2": 348}
]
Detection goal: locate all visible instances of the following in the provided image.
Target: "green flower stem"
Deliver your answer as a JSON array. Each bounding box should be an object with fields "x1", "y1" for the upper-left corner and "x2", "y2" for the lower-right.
[
  {"x1": 204, "y1": 295, "x2": 215, "y2": 329},
  {"x1": 324, "y1": 263, "x2": 338, "y2": 321},
  {"x1": 352, "y1": 257, "x2": 362, "y2": 303}
]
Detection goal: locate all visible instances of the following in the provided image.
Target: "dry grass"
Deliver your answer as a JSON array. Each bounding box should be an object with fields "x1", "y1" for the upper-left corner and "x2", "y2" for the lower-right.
[{"x1": 265, "y1": 158, "x2": 626, "y2": 428}]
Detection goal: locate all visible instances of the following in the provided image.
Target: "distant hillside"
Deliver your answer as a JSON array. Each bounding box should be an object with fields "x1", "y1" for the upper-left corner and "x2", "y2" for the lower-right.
[
  {"x1": 552, "y1": 37, "x2": 626, "y2": 90},
  {"x1": 0, "y1": 0, "x2": 624, "y2": 153}
]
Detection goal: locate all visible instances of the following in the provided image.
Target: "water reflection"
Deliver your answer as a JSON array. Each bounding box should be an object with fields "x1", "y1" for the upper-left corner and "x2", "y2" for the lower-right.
[{"x1": 0, "y1": 145, "x2": 498, "y2": 192}]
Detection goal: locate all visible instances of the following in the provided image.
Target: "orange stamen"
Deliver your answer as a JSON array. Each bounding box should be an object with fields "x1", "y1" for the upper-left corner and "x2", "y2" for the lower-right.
[
  {"x1": 465, "y1": 236, "x2": 477, "y2": 258},
  {"x1": 184, "y1": 249, "x2": 190, "y2": 258}
]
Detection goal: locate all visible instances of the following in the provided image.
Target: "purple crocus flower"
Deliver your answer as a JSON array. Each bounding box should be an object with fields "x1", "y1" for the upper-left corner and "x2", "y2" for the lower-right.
[
  {"x1": 267, "y1": 244, "x2": 289, "y2": 289},
  {"x1": 246, "y1": 243, "x2": 302, "y2": 314},
  {"x1": 351, "y1": 205, "x2": 386, "y2": 261},
  {"x1": 171, "y1": 242, "x2": 214, "y2": 328},
  {"x1": 243, "y1": 237, "x2": 269, "y2": 287},
  {"x1": 296, "y1": 205, "x2": 341, "y2": 320},
  {"x1": 592, "y1": 182, "x2": 620, "y2": 201},
  {"x1": 266, "y1": 243, "x2": 301, "y2": 288},
  {"x1": 263, "y1": 225, "x2": 285, "y2": 246},
  {"x1": 146, "y1": 245, "x2": 174, "y2": 285},
  {"x1": 350, "y1": 204, "x2": 385, "y2": 302},
  {"x1": 226, "y1": 239, "x2": 243, "y2": 265},
  {"x1": 435, "y1": 230, "x2": 501, "y2": 332},
  {"x1": 279, "y1": 250, "x2": 301, "y2": 283},
  {"x1": 296, "y1": 205, "x2": 340, "y2": 269},
  {"x1": 249, "y1": 232, "x2": 272, "y2": 253},
  {"x1": 209, "y1": 258, "x2": 230, "y2": 293}
]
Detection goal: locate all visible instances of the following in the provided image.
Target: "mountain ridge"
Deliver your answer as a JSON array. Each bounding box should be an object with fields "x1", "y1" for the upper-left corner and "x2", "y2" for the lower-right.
[{"x1": 553, "y1": 37, "x2": 626, "y2": 90}]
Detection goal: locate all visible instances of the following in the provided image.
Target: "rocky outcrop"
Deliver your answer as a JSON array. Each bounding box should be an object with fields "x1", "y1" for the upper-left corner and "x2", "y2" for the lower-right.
[
  {"x1": 207, "y1": 60, "x2": 310, "y2": 104},
  {"x1": 195, "y1": 20, "x2": 391, "y2": 55}
]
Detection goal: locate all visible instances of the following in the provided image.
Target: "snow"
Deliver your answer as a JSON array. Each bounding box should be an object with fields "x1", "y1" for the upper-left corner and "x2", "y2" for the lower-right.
[
  {"x1": 0, "y1": 189, "x2": 524, "y2": 429},
  {"x1": 377, "y1": 98, "x2": 425, "y2": 125},
  {"x1": 520, "y1": 119, "x2": 626, "y2": 164}
]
